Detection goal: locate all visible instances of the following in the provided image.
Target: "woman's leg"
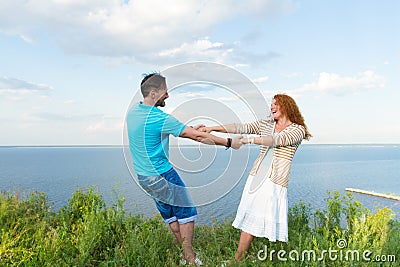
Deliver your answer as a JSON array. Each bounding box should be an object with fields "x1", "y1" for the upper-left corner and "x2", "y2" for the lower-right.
[{"x1": 235, "y1": 231, "x2": 254, "y2": 261}]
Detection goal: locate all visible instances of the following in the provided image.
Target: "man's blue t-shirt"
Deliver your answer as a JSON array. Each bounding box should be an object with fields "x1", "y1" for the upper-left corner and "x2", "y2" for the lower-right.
[{"x1": 126, "y1": 102, "x2": 186, "y2": 176}]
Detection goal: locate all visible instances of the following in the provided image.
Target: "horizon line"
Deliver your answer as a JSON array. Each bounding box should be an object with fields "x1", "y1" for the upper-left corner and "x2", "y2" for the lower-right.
[{"x1": 0, "y1": 143, "x2": 399, "y2": 148}]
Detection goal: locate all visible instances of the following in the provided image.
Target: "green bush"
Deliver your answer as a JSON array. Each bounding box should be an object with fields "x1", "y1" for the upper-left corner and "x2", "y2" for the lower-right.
[{"x1": 0, "y1": 189, "x2": 398, "y2": 266}]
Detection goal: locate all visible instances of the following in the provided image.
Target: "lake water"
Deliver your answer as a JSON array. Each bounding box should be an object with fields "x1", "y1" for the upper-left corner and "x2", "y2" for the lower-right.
[{"x1": 0, "y1": 145, "x2": 399, "y2": 225}]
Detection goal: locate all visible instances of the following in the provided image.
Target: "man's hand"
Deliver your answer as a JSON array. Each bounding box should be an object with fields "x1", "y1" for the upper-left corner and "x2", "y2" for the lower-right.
[
  {"x1": 192, "y1": 124, "x2": 206, "y2": 131},
  {"x1": 195, "y1": 125, "x2": 212, "y2": 133},
  {"x1": 231, "y1": 136, "x2": 243, "y2": 149}
]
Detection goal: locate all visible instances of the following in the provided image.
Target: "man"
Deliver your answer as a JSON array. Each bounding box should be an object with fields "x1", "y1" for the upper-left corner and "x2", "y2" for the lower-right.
[{"x1": 126, "y1": 73, "x2": 242, "y2": 265}]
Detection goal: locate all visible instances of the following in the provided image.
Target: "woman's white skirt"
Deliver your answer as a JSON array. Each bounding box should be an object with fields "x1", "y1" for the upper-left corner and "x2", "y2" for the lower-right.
[{"x1": 232, "y1": 174, "x2": 288, "y2": 242}]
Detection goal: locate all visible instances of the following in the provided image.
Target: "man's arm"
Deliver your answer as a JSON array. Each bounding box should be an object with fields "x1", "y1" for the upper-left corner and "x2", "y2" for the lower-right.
[
  {"x1": 198, "y1": 123, "x2": 237, "y2": 134},
  {"x1": 179, "y1": 126, "x2": 242, "y2": 149}
]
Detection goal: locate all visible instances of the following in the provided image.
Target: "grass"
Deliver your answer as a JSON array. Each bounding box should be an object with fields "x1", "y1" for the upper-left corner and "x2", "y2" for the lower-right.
[{"x1": 0, "y1": 188, "x2": 398, "y2": 266}]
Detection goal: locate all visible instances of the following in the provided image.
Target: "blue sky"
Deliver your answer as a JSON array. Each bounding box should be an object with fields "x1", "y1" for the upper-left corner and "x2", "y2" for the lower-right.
[{"x1": 0, "y1": 0, "x2": 399, "y2": 145}]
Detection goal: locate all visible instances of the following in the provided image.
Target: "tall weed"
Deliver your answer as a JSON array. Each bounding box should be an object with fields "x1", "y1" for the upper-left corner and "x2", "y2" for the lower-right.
[{"x1": 0, "y1": 189, "x2": 398, "y2": 266}]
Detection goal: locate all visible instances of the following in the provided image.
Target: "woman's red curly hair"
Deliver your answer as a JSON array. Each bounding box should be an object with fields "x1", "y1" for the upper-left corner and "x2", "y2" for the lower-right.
[{"x1": 273, "y1": 94, "x2": 312, "y2": 140}]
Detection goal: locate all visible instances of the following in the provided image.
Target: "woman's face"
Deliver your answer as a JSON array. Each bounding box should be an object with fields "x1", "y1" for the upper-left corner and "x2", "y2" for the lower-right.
[{"x1": 270, "y1": 98, "x2": 283, "y2": 120}]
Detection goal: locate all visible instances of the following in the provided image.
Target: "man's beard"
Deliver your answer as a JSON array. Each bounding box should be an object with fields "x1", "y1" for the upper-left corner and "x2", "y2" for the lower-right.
[{"x1": 155, "y1": 99, "x2": 165, "y2": 107}]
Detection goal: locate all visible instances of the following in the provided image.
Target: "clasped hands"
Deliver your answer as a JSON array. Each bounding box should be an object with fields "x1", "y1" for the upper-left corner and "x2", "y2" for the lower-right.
[{"x1": 193, "y1": 124, "x2": 254, "y2": 150}]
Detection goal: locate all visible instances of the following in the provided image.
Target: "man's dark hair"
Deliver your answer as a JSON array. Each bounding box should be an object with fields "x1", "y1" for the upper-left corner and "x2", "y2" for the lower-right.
[{"x1": 141, "y1": 72, "x2": 166, "y2": 97}]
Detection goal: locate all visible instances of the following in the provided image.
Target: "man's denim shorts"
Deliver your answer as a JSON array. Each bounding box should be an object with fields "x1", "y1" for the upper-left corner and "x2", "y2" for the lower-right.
[{"x1": 137, "y1": 168, "x2": 197, "y2": 225}]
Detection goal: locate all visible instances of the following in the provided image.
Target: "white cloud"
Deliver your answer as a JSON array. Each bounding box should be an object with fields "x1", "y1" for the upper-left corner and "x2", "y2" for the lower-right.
[
  {"x1": 86, "y1": 117, "x2": 123, "y2": 133},
  {"x1": 20, "y1": 34, "x2": 35, "y2": 44},
  {"x1": 214, "y1": 96, "x2": 240, "y2": 102},
  {"x1": 0, "y1": 1, "x2": 294, "y2": 64},
  {"x1": 283, "y1": 72, "x2": 302, "y2": 78},
  {"x1": 252, "y1": 76, "x2": 269, "y2": 83},
  {"x1": 158, "y1": 38, "x2": 225, "y2": 59},
  {"x1": 181, "y1": 92, "x2": 208, "y2": 98},
  {"x1": 20, "y1": 112, "x2": 103, "y2": 123},
  {"x1": 293, "y1": 70, "x2": 385, "y2": 95},
  {"x1": 20, "y1": 113, "x2": 47, "y2": 122},
  {"x1": 0, "y1": 76, "x2": 54, "y2": 94},
  {"x1": 155, "y1": 37, "x2": 269, "y2": 66},
  {"x1": 64, "y1": 99, "x2": 77, "y2": 105}
]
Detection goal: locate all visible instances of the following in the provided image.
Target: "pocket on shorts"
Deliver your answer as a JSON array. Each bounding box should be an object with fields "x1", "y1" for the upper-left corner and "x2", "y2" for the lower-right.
[{"x1": 138, "y1": 175, "x2": 173, "y2": 203}]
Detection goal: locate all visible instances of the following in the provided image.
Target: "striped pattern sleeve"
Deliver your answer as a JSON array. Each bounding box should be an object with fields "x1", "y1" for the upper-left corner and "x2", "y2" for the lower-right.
[
  {"x1": 273, "y1": 124, "x2": 305, "y2": 147},
  {"x1": 235, "y1": 120, "x2": 261, "y2": 135}
]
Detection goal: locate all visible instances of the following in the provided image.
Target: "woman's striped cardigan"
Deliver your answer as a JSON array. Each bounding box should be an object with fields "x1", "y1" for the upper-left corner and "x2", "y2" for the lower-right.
[{"x1": 235, "y1": 120, "x2": 305, "y2": 187}]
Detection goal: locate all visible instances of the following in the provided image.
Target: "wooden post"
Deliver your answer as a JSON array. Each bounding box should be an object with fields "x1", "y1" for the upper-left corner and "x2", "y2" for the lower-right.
[{"x1": 345, "y1": 188, "x2": 400, "y2": 201}]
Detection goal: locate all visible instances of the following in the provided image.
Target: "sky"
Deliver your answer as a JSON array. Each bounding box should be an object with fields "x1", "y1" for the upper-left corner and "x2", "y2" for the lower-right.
[{"x1": 0, "y1": 0, "x2": 399, "y2": 145}]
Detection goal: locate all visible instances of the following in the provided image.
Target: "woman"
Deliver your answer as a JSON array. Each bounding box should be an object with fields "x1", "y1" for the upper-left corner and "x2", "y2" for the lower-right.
[{"x1": 201, "y1": 94, "x2": 311, "y2": 261}]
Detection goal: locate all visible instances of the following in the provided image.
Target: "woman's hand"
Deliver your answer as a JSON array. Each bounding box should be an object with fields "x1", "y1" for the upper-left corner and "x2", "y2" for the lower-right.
[
  {"x1": 242, "y1": 137, "x2": 255, "y2": 144},
  {"x1": 242, "y1": 136, "x2": 274, "y2": 146}
]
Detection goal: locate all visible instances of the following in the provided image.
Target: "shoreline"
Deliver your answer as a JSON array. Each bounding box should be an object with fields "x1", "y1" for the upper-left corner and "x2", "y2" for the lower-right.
[{"x1": 0, "y1": 143, "x2": 399, "y2": 148}]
